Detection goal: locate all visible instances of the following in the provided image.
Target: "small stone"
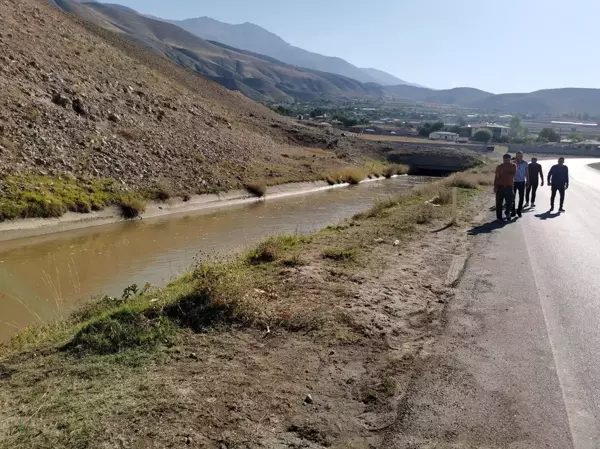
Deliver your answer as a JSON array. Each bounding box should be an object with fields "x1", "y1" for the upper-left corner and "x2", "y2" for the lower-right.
[
  {"x1": 189, "y1": 353, "x2": 198, "y2": 359},
  {"x1": 393, "y1": 240, "x2": 400, "y2": 246},
  {"x1": 374, "y1": 238, "x2": 384, "y2": 244},
  {"x1": 304, "y1": 394, "x2": 314, "y2": 404},
  {"x1": 107, "y1": 113, "x2": 121, "y2": 123}
]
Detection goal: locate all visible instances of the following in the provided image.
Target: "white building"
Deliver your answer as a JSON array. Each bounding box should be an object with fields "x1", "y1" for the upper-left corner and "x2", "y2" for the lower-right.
[{"x1": 429, "y1": 131, "x2": 459, "y2": 142}]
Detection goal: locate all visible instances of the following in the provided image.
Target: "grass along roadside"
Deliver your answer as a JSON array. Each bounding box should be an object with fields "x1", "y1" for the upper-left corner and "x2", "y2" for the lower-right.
[{"x1": 0, "y1": 166, "x2": 495, "y2": 449}]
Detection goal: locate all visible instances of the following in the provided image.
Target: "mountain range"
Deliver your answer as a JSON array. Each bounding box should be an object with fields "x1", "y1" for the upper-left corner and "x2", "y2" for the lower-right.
[
  {"x1": 50, "y1": 1, "x2": 600, "y2": 115},
  {"x1": 165, "y1": 16, "x2": 420, "y2": 87}
]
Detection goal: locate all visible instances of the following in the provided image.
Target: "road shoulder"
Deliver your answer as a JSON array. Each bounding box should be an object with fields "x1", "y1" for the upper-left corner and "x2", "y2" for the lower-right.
[{"x1": 384, "y1": 208, "x2": 574, "y2": 449}]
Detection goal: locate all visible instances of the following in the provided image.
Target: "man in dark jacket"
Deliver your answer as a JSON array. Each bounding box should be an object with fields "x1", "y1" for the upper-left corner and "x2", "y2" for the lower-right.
[
  {"x1": 526, "y1": 157, "x2": 544, "y2": 208},
  {"x1": 548, "y1": 157, "x2": 569, "y2": 212}
]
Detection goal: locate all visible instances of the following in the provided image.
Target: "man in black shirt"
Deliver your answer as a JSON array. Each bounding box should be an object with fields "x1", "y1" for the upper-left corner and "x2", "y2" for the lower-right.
[
  {"x1": 548, "y1": 157, "x2": 569, "y2": 212},
  {"x1": 526, "y1": 157, "x2": 544, "y2": 208}
]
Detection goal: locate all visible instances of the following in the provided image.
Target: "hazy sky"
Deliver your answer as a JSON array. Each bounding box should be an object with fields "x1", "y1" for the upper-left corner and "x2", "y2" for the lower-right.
[{"x1": 100, "y1": 0, "x2": 599, "y2": 93}]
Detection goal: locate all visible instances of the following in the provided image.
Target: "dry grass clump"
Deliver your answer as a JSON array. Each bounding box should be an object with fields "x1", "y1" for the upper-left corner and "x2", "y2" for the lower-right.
[
  {"x1": 245, "y1": 183, "x2": 267, "y2": 198},
  {"x1": 383, "y1": 164, "x2": 410, "y2": 178},
  {"x1": 118, "y1": 195, "x2": 146, "y2": 219},
  {"x1": 325, "y1": 167, "x2": 366, "y2": 185},
  {"x1": 414, "y1": 202, "x2": 436, "y2": 224},
  {"x1": 445, "y1": 171, "x2": 494, "y2": 189},
  {"x1": 445, "y1": 173, "x2": 478, "y2": 189}
]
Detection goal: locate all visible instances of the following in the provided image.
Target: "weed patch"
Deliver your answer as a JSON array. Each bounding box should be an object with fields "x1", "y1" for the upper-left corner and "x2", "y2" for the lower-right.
[
  {"x1": 323, "y1": 248, "x2": 357, "y2": 262},
  {"x1": 415, "y1": 203, "x2": 435, "y2": 224},
  {"x1": 384, "y1": 163, "x2": 410, "y2": 178},
  {"x1": 245, "y1": 182, "x2": 267, "y2": 198},
  {"x1": 325, "y1": 167, "x2": 366, "y2": 185},
  {"x1": 0, "y1": 175, "x2": 123, "y2": 221},
  {"x1": 118, "y1": 195, "x2": 146, "y2": 219},
  {"x1": 246, "y1": 235, "x2": 302, "y2": 264},
  {"x1": 66, "y1": 307, "x2": 175, "y2": 355}
]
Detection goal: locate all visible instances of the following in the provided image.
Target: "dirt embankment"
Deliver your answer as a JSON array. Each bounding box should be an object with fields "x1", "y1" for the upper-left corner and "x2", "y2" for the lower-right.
[
  {"x1": 0, "y1": 0, "x2": 373, "y2": 194},
  {"x1": 0, "y1": 168, "x2": 495, "y2": 449},
  {"x1": 0, "y1": 0, "x2": 481, "y2": 224}
]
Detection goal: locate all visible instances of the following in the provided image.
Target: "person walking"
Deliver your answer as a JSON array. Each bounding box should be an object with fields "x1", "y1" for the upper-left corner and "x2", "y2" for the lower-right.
[
  {"x1": 525, "y1": 157, "x2": 544, "y2": 208},
  {"x1": 512, "y1": 151, "x2": 528, "y2": 217},
  {"x1": 494, "y1": 153, "x2": 516, "y2": 221},
  {"x1": 548, "y1": 157, "x2": 569, "y2": 212}
]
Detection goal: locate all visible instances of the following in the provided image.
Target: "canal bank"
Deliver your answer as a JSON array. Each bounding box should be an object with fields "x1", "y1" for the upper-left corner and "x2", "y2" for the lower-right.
[
  {"x1": 0, "y1": 177, "x2": 399, "y2": 243},
  {"x1": 0, "y1": 176, "x2": 427, "y2": 342},
  {"x1": 0, "y1": 167, "x2": 495, "y2": 449}
]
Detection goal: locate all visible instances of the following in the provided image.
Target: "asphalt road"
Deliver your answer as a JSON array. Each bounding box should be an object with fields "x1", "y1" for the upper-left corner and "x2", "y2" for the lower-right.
[{"x1": 385, "y1": 158, "x2": 600, "y2": 449}]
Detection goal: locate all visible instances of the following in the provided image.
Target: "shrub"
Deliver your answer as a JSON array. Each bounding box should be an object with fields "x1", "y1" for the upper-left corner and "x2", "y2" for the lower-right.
[
  {"x1": 119, "y1": 195, "x2": 146, "y2": 219},
  {"x1": 245, "y1": 183, "x2": 267, "y2": 198}
]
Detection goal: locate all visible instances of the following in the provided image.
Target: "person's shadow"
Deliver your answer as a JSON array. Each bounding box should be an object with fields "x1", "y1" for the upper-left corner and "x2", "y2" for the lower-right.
[
  {"x1": 467, "y1": 220, "x2": 510, "y2": 235},
  {"x1": 535, "y1": 211, "x2": 561, "y2": 220}
]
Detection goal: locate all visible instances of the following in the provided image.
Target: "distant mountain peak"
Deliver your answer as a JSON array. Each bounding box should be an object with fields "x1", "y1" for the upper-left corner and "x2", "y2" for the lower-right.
[{"x1": 165, "y1": 15, "x2": 420, "y2": 87}]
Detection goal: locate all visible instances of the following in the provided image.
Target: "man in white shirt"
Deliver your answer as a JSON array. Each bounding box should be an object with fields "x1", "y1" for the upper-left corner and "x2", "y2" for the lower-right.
[{"x1": 512, "y1": 151, "x2": 528, "y2": 218}]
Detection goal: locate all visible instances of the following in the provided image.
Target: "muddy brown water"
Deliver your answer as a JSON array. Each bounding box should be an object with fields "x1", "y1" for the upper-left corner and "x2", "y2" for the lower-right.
[{"x1": 0, "y1": 177, "x2": 428, "y2": 341}]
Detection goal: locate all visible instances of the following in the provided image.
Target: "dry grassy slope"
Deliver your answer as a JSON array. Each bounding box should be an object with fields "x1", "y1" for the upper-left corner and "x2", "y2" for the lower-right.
[{"x1": 0, "y1": 0, "x2": 359, "y2": 195}]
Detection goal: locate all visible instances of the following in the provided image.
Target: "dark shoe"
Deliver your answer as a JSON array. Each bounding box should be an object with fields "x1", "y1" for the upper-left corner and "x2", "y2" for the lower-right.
[
  {"x1": 517, "y1": 210, "x2": 522, "y2": 218},
  {"x1": 531, "y1": 203, "x2": 536, "y2": 208},
  {"x1": 559, "y1": 208, "x2": 565, "y2": 213},
  {"x1": 511, "y1": 212, "x2": 516, "y2": 217}
]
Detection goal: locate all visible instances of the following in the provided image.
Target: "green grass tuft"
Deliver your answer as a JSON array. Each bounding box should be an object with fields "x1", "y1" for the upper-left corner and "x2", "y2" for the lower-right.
[
  {"x1": 66, "y1": 307, "x2": 176, "y2": 355},
  {"x1": 0, "y1": 175, "x2": 123, "y2": 222},
  {"x1": 246, "y1": 235, "x2": 302, "y2": 264}
]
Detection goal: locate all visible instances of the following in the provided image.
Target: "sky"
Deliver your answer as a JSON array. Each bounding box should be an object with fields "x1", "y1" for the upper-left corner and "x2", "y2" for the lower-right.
[{"x1": 99, "y1": 0, "x2": 600, "y2": 93}]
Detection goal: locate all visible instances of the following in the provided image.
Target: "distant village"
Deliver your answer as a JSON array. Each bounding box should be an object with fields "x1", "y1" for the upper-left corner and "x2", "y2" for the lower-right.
[{"x1": 274, "y1": 101, "x2": 600, "y2": 149}]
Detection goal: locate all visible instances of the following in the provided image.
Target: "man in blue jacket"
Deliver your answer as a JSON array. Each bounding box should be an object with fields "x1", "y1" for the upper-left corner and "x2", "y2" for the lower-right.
[{"x1": 548, "y1": 157, "x2": 569, "y2": 212}]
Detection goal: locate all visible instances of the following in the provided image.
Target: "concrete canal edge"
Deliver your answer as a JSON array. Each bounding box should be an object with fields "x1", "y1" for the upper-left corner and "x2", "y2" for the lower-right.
[{"x1": 0, "y1": 175, "x2": 407, "y2": 243}]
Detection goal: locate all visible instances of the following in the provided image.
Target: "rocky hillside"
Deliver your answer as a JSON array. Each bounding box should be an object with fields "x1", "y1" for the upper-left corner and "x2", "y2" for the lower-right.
[
  {"x1": 50, "y1": 1, "x2": 386, "y2": 103},
  {"x1": 0, "y1": 0, "x2": 372, "y2": 201}
]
